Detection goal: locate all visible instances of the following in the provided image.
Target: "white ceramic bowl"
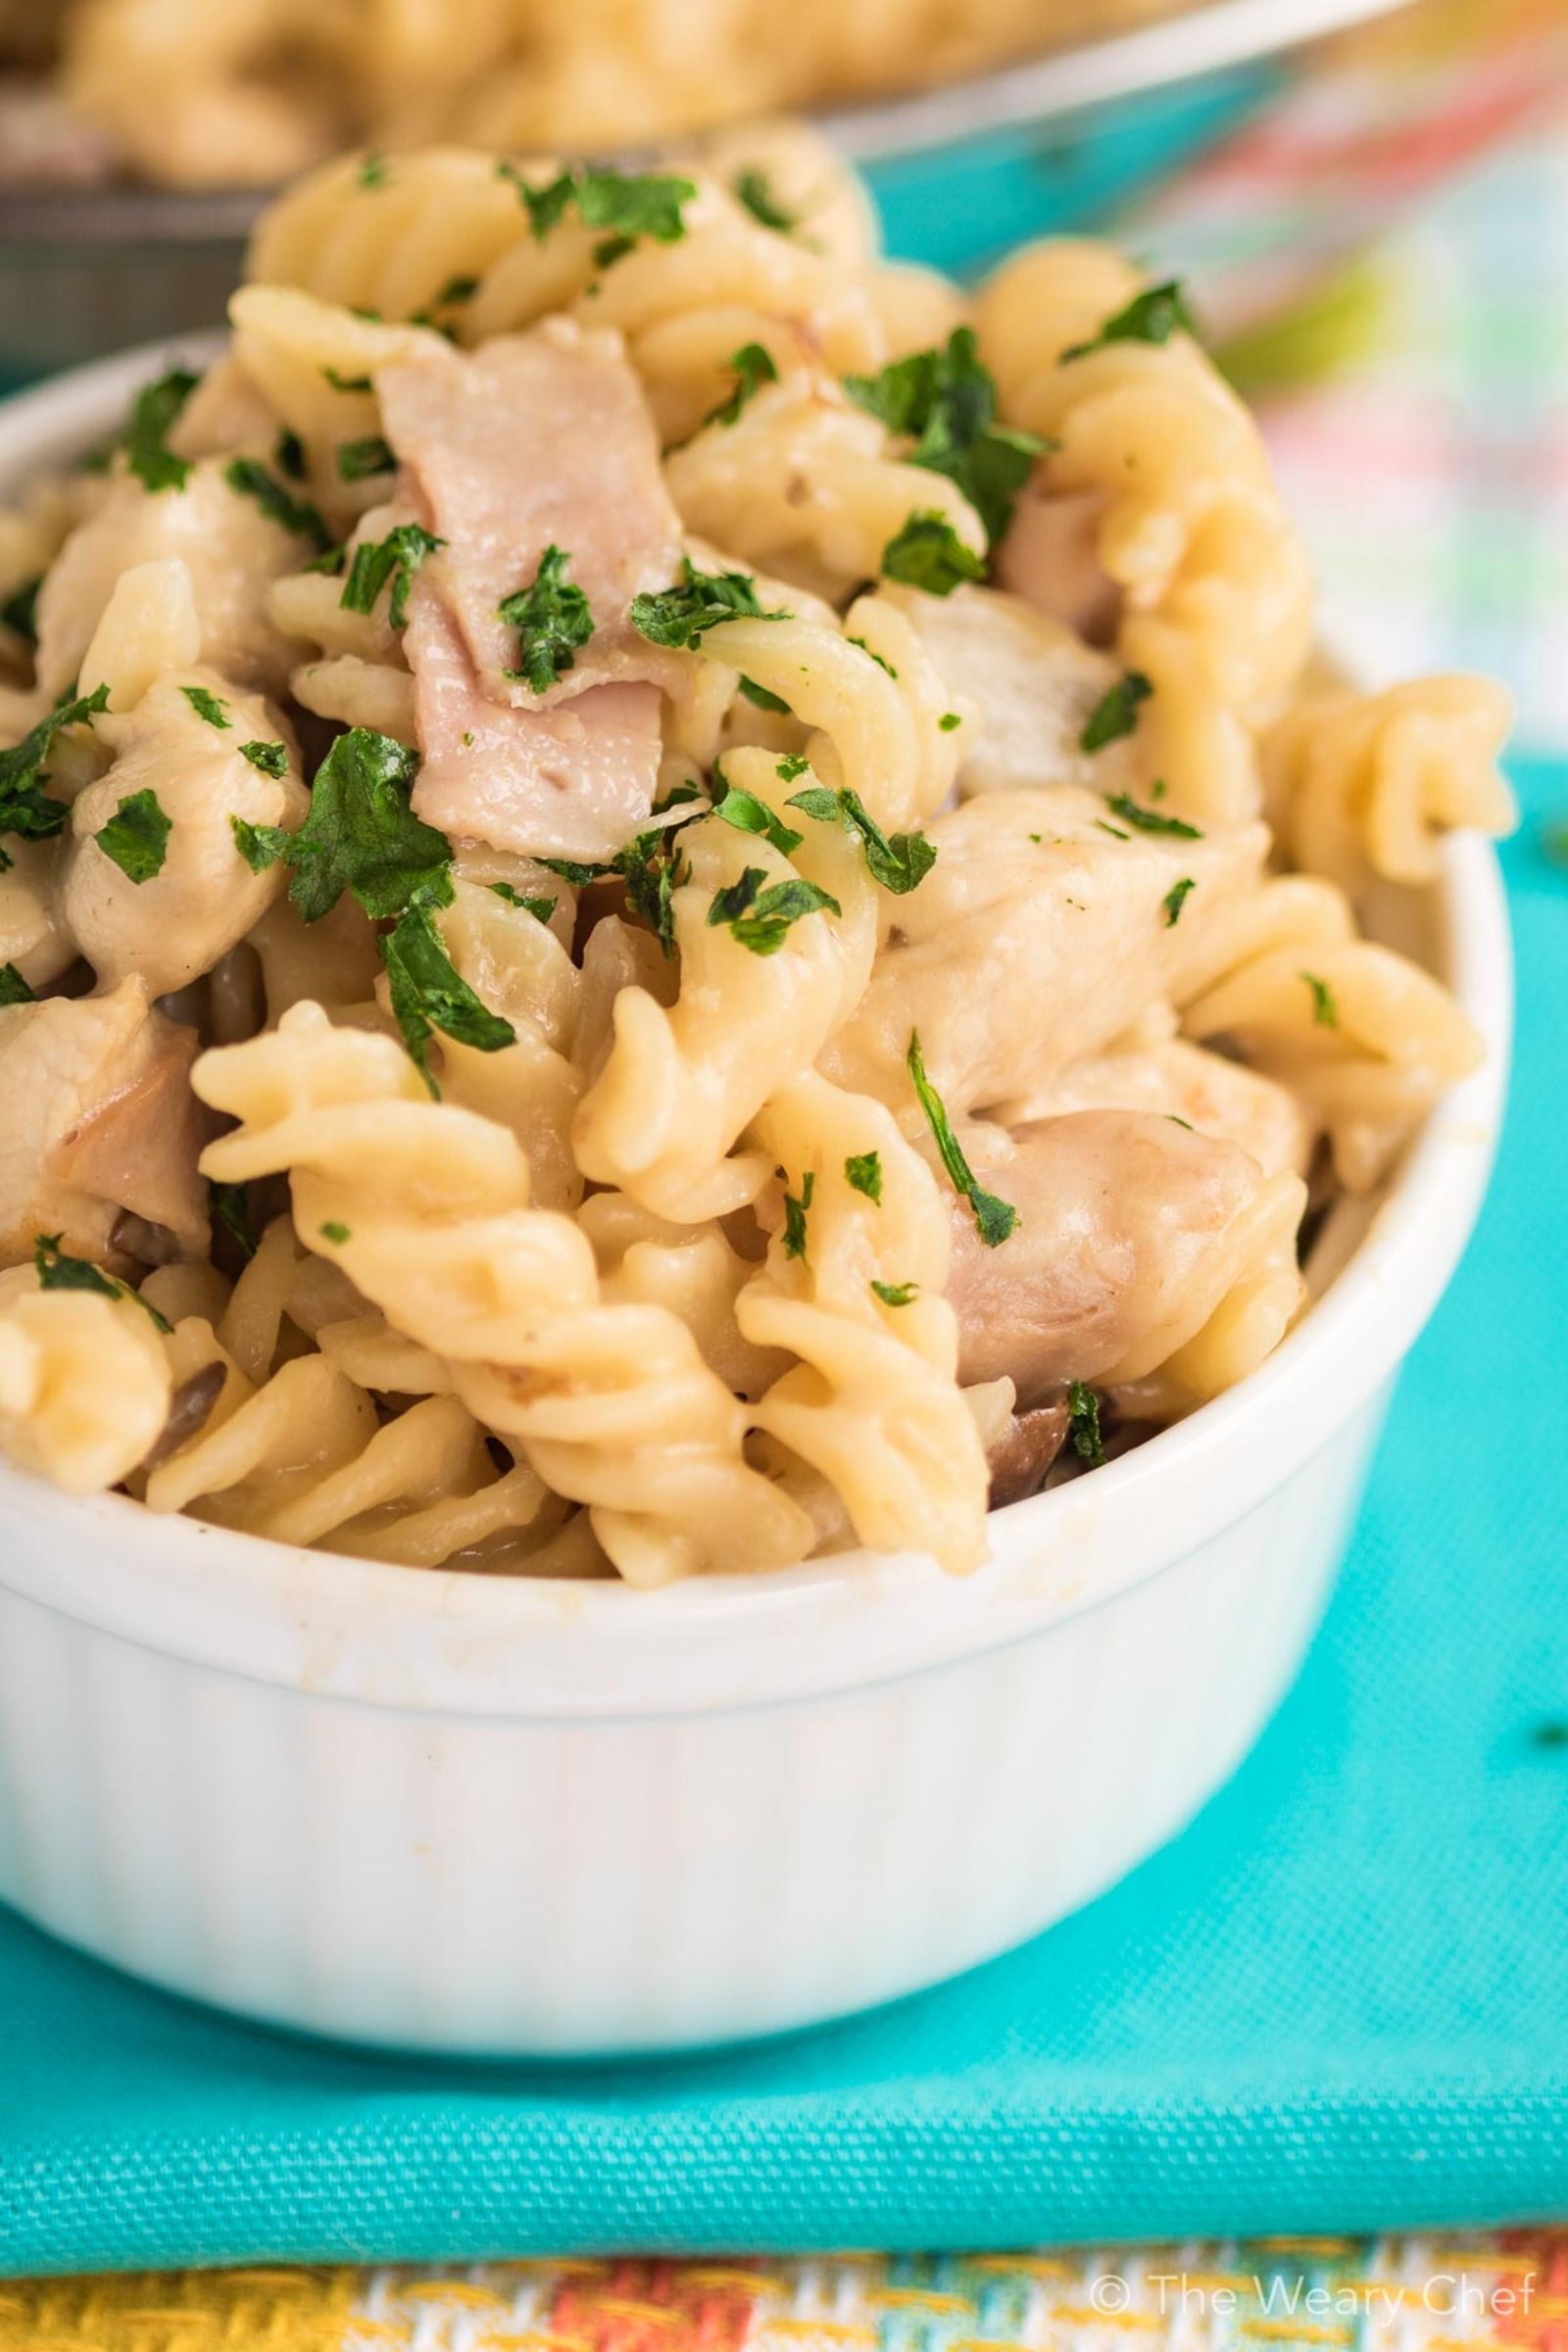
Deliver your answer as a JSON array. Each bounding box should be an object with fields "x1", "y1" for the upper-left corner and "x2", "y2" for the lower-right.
[{"x1": 0, "y1": 351, "x2": 1512, "y2": 2056}]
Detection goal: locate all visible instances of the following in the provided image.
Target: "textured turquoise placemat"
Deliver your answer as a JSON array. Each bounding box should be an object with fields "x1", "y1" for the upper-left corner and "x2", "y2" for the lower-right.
[{"x1": 0, "y1": 760, "x2": 1560, "y2": 2275}]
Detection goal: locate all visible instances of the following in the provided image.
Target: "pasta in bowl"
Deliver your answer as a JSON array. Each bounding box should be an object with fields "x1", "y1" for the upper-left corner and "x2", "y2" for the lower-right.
[{"x1": 0, "y1": 127, "x2": 1512, "y2": 2050}]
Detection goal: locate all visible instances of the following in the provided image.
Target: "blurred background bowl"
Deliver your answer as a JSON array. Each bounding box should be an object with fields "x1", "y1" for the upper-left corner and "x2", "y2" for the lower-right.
[{"x1": 0, "y1": 0, "x2": 1410, "y2": 383}]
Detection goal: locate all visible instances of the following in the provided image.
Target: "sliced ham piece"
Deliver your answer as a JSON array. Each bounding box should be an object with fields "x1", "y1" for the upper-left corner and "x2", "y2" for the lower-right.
[
  {"x1": 404, "y1": 587, "x2": 664, "y2": 862},
  {"x1": 379, "y1": 321, "x2": 687, "y2": 859},
  {"x1": 378, "y1": 321, "x2": 684, "y2": 707}
]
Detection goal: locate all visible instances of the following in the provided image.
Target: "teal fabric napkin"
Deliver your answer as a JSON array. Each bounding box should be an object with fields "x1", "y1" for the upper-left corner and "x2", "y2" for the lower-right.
[{"x1": 0, "y1": 756, "x2": 1562, "y2": 2274}]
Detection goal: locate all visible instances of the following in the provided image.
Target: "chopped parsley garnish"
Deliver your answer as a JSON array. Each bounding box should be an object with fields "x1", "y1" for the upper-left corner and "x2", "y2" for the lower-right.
[
  {"x1": 939, "y1": 710, "x2": 961, "y2": 732},
  {"x1": 631, "y1": 557, "x2": 786, "y2": 649},
  {"x1": 847, "y1": 635, "x2": 897, "y2": 678},
  {"x1": 382, "y1": 895, "x2": 515, "y2": 1095},
  {"x1": 871, "y1": 1279, "x2": 918, "y2": 1307},
  {"x1": 1081, "y1": 670, "x2": 1152, "y2": 753},
  {"x1": 1103, "y1": 791, "x2": 1201, "y2": 839},
  {"x1": 340, "y1": 521, "x2": 444, "y2": 631},
  {"x1": 210, "y1": 1179, "x2": 257, "y2": 1260},
  {"x1": 230, "y1": 726, "x2": 452, "y2": 923},
  {"x1": 0, "y1": 685, "x2": 108, "y2": 869},
  {"x1": 0, "y1": 962, "x2": 34, "y2": 1004},
  {"x1": 845, "y1": 327, "x2": 1048, "y2": 542},
  {"x1": 1300, "y1": 969, "x2": 1340, "y2": 1028},
  {"x1": 180, "y1": 684, "x2": 229, "y2": 729},
  {"x1": 432, "y1": 272, "x2": 479, "y2": 309},
  {"x1": 845, "y1": 1151, "x2": 882, "y2": 1203},
  {"x1": 358, "y1": 152, "x2": 389, "y2": 189},
  {"x1": 698, "y1": 341, "x2": 778, "y2": 433},
  {"x1": 336, "y1": 434, "x2": 396, "y2": 482},
  {"x1": 1067, "y1": 1380, "x2": 1105, "y2": 1466},
  {"x1": 1096, "y1": 819, "x2": 1130, "y2": 841},
  {"x1": 1, "y1": 576, "x2": 39, "y2": 644},
  {"x1": 712, "y1": 770, "x2": 803, "y2": 858},
  {"x1": 498, "y1": 544, "x2": 594, "y2": 693},
  {"x1": 781, "y1": 1168, "x2": 814, "y2": 1259},
  {"x1": 274, "y1": 426, "x2": 307, "y2": 482},
  {"x1": 504, "y1": 162, "x2": 696, "y2": 248},
  {"x1": 538, "y1": 819, "x2": 698, "y2": 959},
  {"x1": 323, "y1": 368, "x2": 372, "y2": 393},
  {"x1": 738, "y1": 674, "x2": 790, "y2": 713},
  {"x1": 124, "y1": 368, "x2": 200, "y2": 494},
  {"x1": 490, "y1": 882, "x2": 558, "y2": 923},
  {"x1": 33, "y1": 1232, "x2": 171, "y2": 1332},
  {"x1": 320, "y1": 1220, "x2": 352, "y2": 1244},
  {"x1": 906, "y1": 1029, "x2": 1018, "y2": 1248},
  {"x1": 1162, "y1": 876, "x2": 1196, "y2": 926},
  {"x1": 880, "y1": 511, "x2": 986, "y2": 596},
  {"x1": 707, "y1": 866, "x2": 841, "y2": 956},
  {"x1": 1062, "y1": 278, "x2": 1199, "y2": 363},
  {"x1": 96, "y1": 788, "x2": 171, "y2": 883},
  {"x1": 734, "y1": 168, "x2": 796, "y2": 232},
  {"x1": 786, "y1": 782, "x2": 937, "y2": 895},
  {"x1": 224, "y1": 459, "x2": 332, "y2": 552},
  {"x1": 239, "y1": 739, "x2": 289, "y2": 778},
  {"x1": 776, "y1": 752, "x2": 809, "y2": 781}
]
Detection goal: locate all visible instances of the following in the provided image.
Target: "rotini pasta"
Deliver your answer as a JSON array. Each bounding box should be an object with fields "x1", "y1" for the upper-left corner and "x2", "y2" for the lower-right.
[{"x1": 0, "y1": 129, "x2": 1509, "y2": 1585}]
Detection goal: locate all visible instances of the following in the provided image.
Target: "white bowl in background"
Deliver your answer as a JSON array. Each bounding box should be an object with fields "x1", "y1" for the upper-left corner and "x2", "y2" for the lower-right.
[{"x1": 0, "y1": 348, "x2": 1512, "y2": 2056}]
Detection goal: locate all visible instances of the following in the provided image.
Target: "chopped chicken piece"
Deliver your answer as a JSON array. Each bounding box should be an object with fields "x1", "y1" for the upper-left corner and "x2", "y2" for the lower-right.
[
  {"x1": 1015, "y1": 1038, "x2": 1313, "y2": 1179},
  {"x1": 947, "y1": 1108, "x2": 1301, "y2": 1404},
  {"x1": 826, "y1": 784, "x2": 1267, "y2": 1120},
  {"x1": 0, "y1": 979, "x2": 208, "y2": 1269}
]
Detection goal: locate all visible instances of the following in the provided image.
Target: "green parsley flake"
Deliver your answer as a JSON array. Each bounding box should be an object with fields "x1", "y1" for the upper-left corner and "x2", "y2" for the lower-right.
[
  {"x1": 96, "y1": 788, "x2": 171, "y2": 883},
  {"x1": 781, "y1": 1168, "x2": 814, "y2": 1260},
  {"x1": 1300, "y1": 968, "x2": 1340, "y2": 1028},
  {"x1": 1080, "y1": 670, "x2": 1152, "y2": 753},
  {"x1": 847, "y1": 635, "x2": 898, "y2": 678},
  {"x1": 939, "y1": 710, "x2": 961, "y2": 731},
  {"x1": 274, "y1": 426, "x2": 307, "y2": 482},
  {"x1": 734, "y1": 168, "x2": 796, "y2": 232},
  {"x1": 33, "y1": 1232, "x2": 171, "y2": 1332},
  {"x1": 786, "y1": 781, "x2": 936, "y2": 895},
  {"x1": 210, "y1": 1178, "x2": 257, "y2": 1260},
  {"x1": 320, "y1": 1221, "x2": 352, "y2": 1244},
  {"x1": 382, "y1": 896, "x2": 516, "y2": 1095},
  {"x1": 871, "y1": 1279, "x2": 918, "y2": 1307},
  {"x1": 230, "y1": 726, "x2": 452, "y2": 923},
  {"x1": 631, "y1": 557, "x2": 786, "y2": 649},
  {"x1": 707, "y1": 866, "x2": 841, "y2": 956},
  {"x1": 336, "y1": 435, "x2": 396, "y2": 482},
  {"x1": 906, "y1": 1029, "x2": 1018, "y2": 1248},
  {"x1": 1, "y1": 576, "x2": 40, "y2": 645},
  {"x1": 1103, "y1": 791, "x2": 1201, "y2": 839},
  {"x1": 712, "y1": 773, "x2": 803, "y2": 858},
  {"x1": 1095, "y1": 819, "x2": 1131, "y2": 841},
  {"x1": 738, "y1": 674, "x2": 791, "y2": 714},
  {"x1": 341, "y1": 521, "x2": 444, "y2": 630},
  {"x1": 880, "y1": 511, "x2": 986, "y2": 597},
  {"x1": 239, "y1": 739, "x2": 289, "y2": 778},
  {"x1": 498, "y1": 544, "x2": 594, "y2": 694},
  {"x1": 489, "y1": 882, "x2": 558, "y2": 923},
  {"x1": 504, "y1": 162, "x2": 695, "y2": 248},
  {"x1": 1062, "y1": 278, "x2": 1200, "y2": 363},
  {"x1": 125, "y1": 368, "x2": 200, "y2": 494},
  {"x1": 323, "y1": 368, "x2": 372, "y2": 393},
  {"x1": 358, "y1": 152, "x2": 388, "y2": 188},
  {"x1": 224, "y1": 459, "x2": 332, "y2": 552},
  {"x1": 0, "y1": 685, "x2": 108, "y2": 869},
  {"x1": 845, "y1": 327, "x2": 1049, "y2": 543},
  {"x1": 1162, "y1": 875, "x2": 1196, "y2": 926},
  {"x1": 180, "y1": 684, "x2": 230, "y2": 730},
  {"x1": 0, "y1": 962, "x2": 34, "y2": 1004},
  {"x1": 776, "y1": 753, "x2": 810, "y2": 781},
  {"x1": 1067, "y1": 1380, "x2": 1105, "y2": 1466},
  {"x1": 845, "y1": 1151, "x2": 882, "y2": 1203},
  {"x1": 698, "y1": 341, "x2": 778, "y2": 434}
]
